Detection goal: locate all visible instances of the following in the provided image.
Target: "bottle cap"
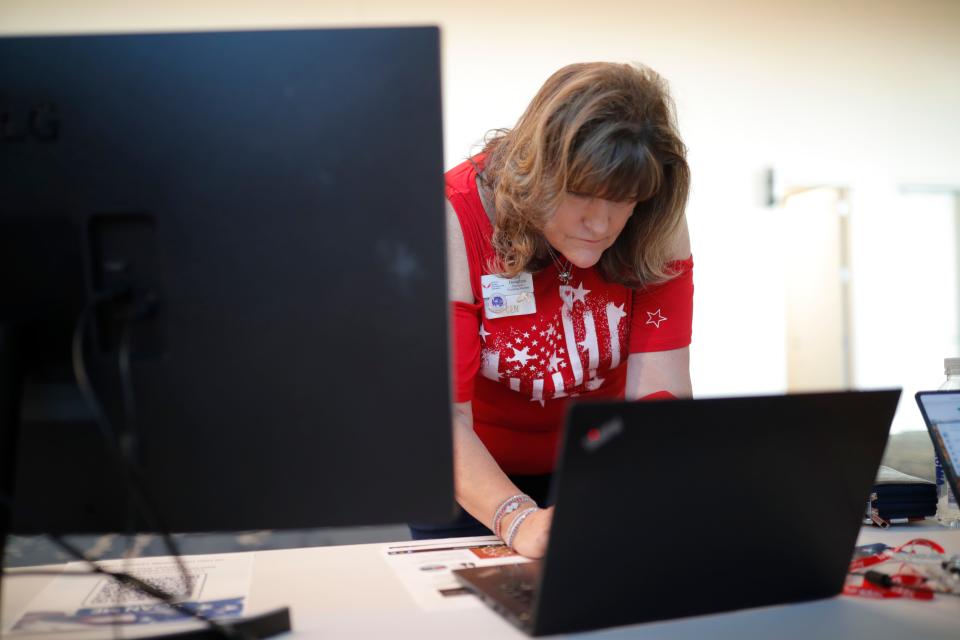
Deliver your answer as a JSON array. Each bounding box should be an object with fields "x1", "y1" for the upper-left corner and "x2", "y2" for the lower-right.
[{"x1": 946, "y1": 357, "x2": 960, "y2": 376}]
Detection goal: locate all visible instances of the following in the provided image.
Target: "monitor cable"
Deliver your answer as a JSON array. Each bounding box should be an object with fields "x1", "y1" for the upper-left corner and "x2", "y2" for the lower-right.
[
  {"x1": 5, "y1": 291, "x2": 290, "y2": 640},
  {"x1": 69, "y1": 290, "x2": 239, "y2": 639},
  {"x1": 73, "y1": 291, "x2": 290, "y2": 639}
]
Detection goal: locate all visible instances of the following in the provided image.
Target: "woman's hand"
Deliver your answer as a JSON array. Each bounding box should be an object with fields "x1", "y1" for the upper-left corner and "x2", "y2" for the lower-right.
[{"x1": 507, "y1": 506, "x2": 554, "y2": 558}]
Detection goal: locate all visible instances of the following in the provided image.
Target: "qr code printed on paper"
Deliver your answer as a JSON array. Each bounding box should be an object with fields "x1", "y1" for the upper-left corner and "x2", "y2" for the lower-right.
[{"x1": 84, "y1": 571, "x2": 207, "y2": 607}]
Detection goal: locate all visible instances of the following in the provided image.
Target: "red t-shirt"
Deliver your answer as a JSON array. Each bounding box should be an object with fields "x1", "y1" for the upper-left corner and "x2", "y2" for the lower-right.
[{"x1": 447, "y1": 158, "x2": 693, "y2": 474}]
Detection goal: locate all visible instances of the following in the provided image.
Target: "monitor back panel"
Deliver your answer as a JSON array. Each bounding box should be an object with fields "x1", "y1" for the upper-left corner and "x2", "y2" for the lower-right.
[{"x1": 1, "y1": 28, "x2": 454, "y2": 532}]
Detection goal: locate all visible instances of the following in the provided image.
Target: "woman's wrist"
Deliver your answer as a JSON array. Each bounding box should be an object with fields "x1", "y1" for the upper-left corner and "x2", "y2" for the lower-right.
[
  {"x1": 504, "y1": 506, "x2": 540, "y2": 550},
  {"x1": 491, "y1": 493, "x2": 536, "y2": 539}
]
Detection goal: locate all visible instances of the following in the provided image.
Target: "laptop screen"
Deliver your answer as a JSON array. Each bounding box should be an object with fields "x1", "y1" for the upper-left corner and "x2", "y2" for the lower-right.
[{"x1": 916, "y1": 391, "x2": 960, "y2": 499}]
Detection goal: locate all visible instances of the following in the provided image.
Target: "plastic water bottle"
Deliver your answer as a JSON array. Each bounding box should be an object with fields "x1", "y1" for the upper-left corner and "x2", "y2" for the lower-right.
[{"x1": 935, "y1": 357, "x2": 960, "y2": 527}]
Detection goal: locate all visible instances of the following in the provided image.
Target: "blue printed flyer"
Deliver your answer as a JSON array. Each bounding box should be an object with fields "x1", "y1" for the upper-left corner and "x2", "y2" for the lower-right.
[{"x1": 6, "y1": 553, "x2": 253, "y2": 635}]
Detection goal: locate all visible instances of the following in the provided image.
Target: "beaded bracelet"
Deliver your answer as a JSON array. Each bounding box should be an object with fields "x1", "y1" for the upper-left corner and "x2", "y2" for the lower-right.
[
  {"x1": 492, "y1": 493, "x2": 533, "y2": 539},
  {"x1": 504, "y1": 506, "x2": 540, "y2": 550}
]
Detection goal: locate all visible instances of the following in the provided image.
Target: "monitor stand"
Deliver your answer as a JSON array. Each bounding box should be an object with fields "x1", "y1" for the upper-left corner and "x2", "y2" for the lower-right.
[{"x1": 0, "y1": 324, "x2": 291, "y2": 639}]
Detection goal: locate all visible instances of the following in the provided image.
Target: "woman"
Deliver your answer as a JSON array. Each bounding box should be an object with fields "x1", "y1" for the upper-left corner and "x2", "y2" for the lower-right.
[{"x1": 414, "y1": 62, "x2": 693, "y2": 558}]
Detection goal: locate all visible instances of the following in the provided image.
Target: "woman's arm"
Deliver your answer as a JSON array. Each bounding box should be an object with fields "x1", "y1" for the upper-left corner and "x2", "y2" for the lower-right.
[
  {"x1": 451, "y1": 401, "x2": 552, "y2": 556},
  {"x1": 625, "y1": 215, "x2": 693, "y2": 400},
  {"x1": 446, "y1": 202, "x2": 552, "y2": 557},
  {"x1": 625, "y1": 348, "x2": 692, "y2": 399}
]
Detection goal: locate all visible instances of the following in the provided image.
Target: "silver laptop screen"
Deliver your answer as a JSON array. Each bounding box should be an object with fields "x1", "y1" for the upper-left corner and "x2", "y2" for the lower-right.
[{"x1": 917, "y1": 391, "x2": 960, "y2": 495}]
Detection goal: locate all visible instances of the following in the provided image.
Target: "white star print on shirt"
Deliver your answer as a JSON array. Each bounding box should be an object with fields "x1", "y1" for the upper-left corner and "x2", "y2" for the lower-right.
[
  {"x1": 506, "y1": 346, "x2": 535, "y2": 367},
  {"x1": 548, "y1": 352, "x2": 562, "y2": 372},
  {"x1": 571, "y1": 282, "x2": 591, "y2": 304},
  {"x1": 479, "y1": 325, "x2": 491, "y2": 341},
  {"x1": 607, "y1": 302, "x2": 627, "y2": 325},
  {"x1": 646, "y1": 308, "x2": 668, "y2": 328}
]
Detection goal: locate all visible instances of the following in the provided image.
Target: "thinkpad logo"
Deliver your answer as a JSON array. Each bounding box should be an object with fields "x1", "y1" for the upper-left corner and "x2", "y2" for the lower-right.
[{"x1": 581, "y1": 416, "x2": 624, "y2": 452}]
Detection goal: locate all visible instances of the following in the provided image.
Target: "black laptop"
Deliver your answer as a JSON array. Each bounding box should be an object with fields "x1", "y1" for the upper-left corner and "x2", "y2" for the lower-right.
[{"x1": 453, "y1": 390, "x2": 901, "y2": 636}]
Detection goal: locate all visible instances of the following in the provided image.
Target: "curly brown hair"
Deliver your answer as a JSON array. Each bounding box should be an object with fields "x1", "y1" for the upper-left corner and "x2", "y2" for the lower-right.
[{"x1": 479, "y1": 62, "x2": 689, "y2": 287}]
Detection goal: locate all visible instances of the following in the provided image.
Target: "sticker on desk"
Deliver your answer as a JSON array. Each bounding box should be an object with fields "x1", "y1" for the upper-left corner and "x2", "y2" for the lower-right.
[
  {"x1": 6, "y1": 553, "x2": 253, "y2": 634},
  {"x1": 381, "y1": 536, "x2": 530, "y2": 611}
]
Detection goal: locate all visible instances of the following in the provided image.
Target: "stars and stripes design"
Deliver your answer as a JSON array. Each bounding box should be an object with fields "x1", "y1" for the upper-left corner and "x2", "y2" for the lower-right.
[{"x1": 480, "y1": 280, "x2": 629, "y2": 407}]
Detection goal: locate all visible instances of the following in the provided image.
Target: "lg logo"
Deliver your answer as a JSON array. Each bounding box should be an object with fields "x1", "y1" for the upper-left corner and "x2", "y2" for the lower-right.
[{"x1": 0, "y1": 103, "x2": 61, "y2": 142}]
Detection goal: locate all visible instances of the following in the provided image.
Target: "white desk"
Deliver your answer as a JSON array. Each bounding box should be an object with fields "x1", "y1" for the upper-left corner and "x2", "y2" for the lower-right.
[{"x1": 4, "y1": 526, "x2": 959, "y2": 639}]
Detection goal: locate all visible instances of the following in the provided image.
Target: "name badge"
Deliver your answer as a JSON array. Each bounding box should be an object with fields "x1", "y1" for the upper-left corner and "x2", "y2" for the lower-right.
[{"x1": 480, "y1": 273, "x2": 536, "y2": 319}]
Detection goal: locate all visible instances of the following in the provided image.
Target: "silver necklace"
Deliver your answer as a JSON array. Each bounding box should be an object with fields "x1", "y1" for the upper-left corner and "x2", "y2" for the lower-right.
[{"x1": 546, "y1": 245, "x2": 573, "y2": 284}]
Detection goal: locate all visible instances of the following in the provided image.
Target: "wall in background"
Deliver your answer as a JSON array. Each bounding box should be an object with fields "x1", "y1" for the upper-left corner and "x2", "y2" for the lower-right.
[{"x1": 3, "y1": 0, "x2": 958, "y2": 429}]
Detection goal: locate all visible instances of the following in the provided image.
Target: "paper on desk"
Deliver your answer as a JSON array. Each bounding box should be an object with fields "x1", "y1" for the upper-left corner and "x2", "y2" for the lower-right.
[
  {"x1": 381, "y1": 535, "x2": 530, "y2": 611},
  {"x1": 6, "y1": 553, "x2": 253, "y2": 635}
]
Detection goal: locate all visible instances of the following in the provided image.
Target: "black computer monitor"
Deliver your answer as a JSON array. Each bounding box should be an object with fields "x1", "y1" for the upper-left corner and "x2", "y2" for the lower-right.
[{"x1": 0, "y1": 27, "x2": 454, "y2": 539}]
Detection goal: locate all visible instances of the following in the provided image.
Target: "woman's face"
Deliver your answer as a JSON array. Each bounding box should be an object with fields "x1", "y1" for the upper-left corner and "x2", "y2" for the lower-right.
[{"x1": 542, "y1": 193, "x2": 636, "y2": 268}]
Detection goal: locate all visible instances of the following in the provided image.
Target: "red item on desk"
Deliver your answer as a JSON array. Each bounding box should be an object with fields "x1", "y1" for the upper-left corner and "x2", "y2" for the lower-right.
[
  {"x1": 843, "y1": 538, "x2": 945, "y2": 601},
  {"x1": 844, "y1": 573, "x2": 935, "y2": 600},
  {"x1": 849, "y1": 538, "x2": 946, "y2": 571}
]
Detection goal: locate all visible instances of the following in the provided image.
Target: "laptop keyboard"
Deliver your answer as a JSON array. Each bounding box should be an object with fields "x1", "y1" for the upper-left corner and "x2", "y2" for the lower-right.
[
  {"x1": 454, "y1": 561, "x2": 543, "y2": 627},
  {"x1": 498, "y1": 576, "x2": 537, "y2": 608}
]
